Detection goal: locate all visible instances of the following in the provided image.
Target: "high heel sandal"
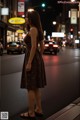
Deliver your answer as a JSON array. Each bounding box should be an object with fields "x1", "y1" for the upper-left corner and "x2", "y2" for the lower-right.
[
  {"x1": 35, "y1": 111, "x2": 44, "y2": 117},
  {"x1": 20, "y1": 112, "x2": 36, "y2": 119}
]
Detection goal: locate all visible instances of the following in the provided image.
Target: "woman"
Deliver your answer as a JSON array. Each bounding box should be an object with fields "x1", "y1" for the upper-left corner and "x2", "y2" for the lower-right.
[{"x1": 20, "y1": 9, "x2": 46, "y2": 119}]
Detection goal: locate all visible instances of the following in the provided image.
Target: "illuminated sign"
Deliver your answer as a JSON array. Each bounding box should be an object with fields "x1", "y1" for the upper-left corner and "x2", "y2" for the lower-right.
[
  {"x1": 8, "y1": 17, "x2": 25, "y2": 24},
  {"x1": 16, "y1": 29, "x2": 24, "y2": 33},
  {"x1": 75, "y1": 39, "x2": 79, "y2": 43},
  {"x1": 1, "y1": 8, "x2": 9, "y2": 15},
  {"x1": 18, "y1": 0, "x2": 25, "y2": 16},
  {"x1": 70, "y1": 9, "x2": 77, "y2": 24},
  {"x1": 61, "y1": 25, "x2": 65, "y2": 33},
  {"x1": 52, "y1": 32, "x2": 64, "y2": 37}
]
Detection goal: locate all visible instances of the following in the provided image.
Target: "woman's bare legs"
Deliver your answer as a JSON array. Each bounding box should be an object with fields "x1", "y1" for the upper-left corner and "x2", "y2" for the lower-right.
[
  {"x1": 20, "y1": 88, "x2": 43, "y2": 117},
  {"x1": 34, "y1": 88, "x2": 43, "y2": 113},
  {"x1": 28, "y1": 90, "x2": 35, "y2": 116},
  {"x1": 21, "y1": 90, "x2": 35, "y2": 117}
]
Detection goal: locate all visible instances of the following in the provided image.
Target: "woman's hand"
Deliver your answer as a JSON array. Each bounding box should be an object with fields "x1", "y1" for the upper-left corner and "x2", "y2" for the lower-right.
[{"x1": 26, "y1": 63, "x2": 31, "y2": 72}]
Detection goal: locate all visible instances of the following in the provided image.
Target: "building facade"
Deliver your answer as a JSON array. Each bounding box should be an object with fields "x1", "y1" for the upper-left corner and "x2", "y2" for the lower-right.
[{"x1": 0, "y1": 0, "x2": 22, "y2": 48}]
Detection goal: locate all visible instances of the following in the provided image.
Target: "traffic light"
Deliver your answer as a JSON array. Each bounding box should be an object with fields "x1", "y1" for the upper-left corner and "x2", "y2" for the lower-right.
[
  {"x1": 70, "y1": 28, "x2": 73, "y2": 34},
  {"x1": 41, "y1": 3, "x2": 46, "y2": 8}
]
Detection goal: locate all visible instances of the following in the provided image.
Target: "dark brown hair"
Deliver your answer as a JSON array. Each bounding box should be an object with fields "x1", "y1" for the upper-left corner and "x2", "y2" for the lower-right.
[{"x1": 27, "y1": 10, "x2": 44, "y2": 41}]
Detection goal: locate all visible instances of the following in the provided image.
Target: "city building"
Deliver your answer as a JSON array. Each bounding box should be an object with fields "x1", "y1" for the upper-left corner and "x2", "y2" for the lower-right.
[{"x1": 0, "y1": 0, "x2": 25, "y2": 48}]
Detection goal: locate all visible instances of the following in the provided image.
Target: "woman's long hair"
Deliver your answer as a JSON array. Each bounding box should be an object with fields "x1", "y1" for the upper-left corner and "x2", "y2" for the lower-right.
[{"x1": 27, "y1": 10, "x2": 44, "y2": 41}]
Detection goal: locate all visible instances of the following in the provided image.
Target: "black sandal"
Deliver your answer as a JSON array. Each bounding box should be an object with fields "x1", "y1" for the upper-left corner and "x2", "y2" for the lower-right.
[
  {"x1": 35, "y1": 111, "x2": 44, "y2": 117},
  {"x1": 20, "y1": 112, "x2": 36, "y2": 119}
]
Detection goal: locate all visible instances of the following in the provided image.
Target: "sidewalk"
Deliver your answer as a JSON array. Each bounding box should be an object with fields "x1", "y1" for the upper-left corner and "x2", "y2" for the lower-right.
[
  {"x1": 46, "y1": 97, "x2": 80, "y2": 120},
  {"x1": 3, "y1": 49, "x2": 7, "y2": 54}
]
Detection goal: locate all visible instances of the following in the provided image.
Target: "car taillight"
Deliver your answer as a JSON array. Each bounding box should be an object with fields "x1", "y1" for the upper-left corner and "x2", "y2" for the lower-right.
[
  {"x1": 45, "y1": 44, "x2": 49, "y2": 47},
  {"x1": 53, "y1": 45, "x2": 58, "y2": 47}
]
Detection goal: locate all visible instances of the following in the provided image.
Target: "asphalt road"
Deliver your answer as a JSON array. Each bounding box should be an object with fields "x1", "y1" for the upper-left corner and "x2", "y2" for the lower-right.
[{"x1": 0, "y1": 47, "x2": 80, "y2": 120}]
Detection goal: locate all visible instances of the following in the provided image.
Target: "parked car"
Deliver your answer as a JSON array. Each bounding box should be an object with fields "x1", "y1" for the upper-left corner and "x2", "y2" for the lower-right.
[
  {"x1": 43, "y1": 40, "x2": 59, "y2": 55},
  {"x1": 0, "y1": 42, "x2": 3, "y2": 56},
  {"x1": 7, "y1": 41, "x2": 26, "y2": 54}
]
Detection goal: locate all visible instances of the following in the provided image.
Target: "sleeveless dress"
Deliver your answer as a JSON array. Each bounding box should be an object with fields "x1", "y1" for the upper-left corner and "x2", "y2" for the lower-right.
[{"x1": 20, "y1": 33, "x2": 46, "y2": 90}]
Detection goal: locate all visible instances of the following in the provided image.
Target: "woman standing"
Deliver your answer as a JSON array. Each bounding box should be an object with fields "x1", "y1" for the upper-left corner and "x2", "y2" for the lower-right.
[{"x1": 20, "y1": 9, "x2": 46, "y2": 119}]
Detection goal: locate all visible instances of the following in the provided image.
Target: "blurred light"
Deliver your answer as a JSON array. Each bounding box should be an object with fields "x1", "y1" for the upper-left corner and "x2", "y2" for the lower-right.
[
  {"x1": 45, "y1": 44, "x2": 49, "y2": 47},
  {"x1": 78, "y1": 11, "x2": 79, "y2": 18},
  {"x1": 16, "y1": 29, "x2": 24, "y2": 33},
  {"x1": 78, "y1": 31, "x2": 80, "y2": 34},
  {"x1": 1, "y1": 8, "x2": 9, "y2": 15},
  {"x1": 70, "y1": 28, "x2": 73, "y2": 35},
  {"x1": 22, "y1": 33, "x2": 26, "y2": 38},
  {"x1": 52, "y1": 21, "x2": 57, "y2": 25},
  {"x1": 47, "y1": 35, "x2": 50, "y2": 40},
  {"x1": 49, "y1": 42, "x2": 53, "y2": 44},
  {"x1": 53, "y1": 45, "x2": 58, "y2": 47},
  {"x1": 44, "y1": 30, "x2": 46, "y2": 36},
  {"x1": 71, "y1": 35, "x2": 73, "y2": 38},
  {"x1": 70, "y1": 28, "x2": 73, "y2": 31},
  {"x1": 75, "y1": 39, "x2": 79, "y2": 43},
  {"x1": 52, "y1": 32, "x2": 64, "y2": 37},
  {"x1": 68, "y1": 11, "x2": 70, "y2": 18},
  {"x1": 22, "y1": 15, "x2": 25, "y2": 17},
  {"x1": 16, "y1": 45, "x2": 19, "y2": 48},
  {"x1": 71, "y1": 0, "x2": 75, "y2": 2},
  {"x1": 41, "y1": 3, "x2": 46, "y2": 8},
  {"x1": 28, "y1": 8, "x2": 34, "y2": 12}
]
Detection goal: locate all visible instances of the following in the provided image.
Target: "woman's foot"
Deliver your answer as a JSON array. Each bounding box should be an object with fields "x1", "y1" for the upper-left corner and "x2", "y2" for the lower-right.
[
  {"x1": 35, "y1": 109, "x2": 44, "y2": 117},
  {"x1": 20, "y1": 111, "x2": 36, "y2": 118}
]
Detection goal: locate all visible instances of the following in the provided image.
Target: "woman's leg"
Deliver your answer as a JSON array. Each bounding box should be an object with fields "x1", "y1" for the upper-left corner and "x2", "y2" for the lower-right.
[
  {"x1": 20, "y1": 89, "x2": 36, "y2": 117},
  {"x1": 34, "y1": 88, "x2": 43, "y2": 113},
  {"x1": 28, "y1": 90, "x2": 35, "y2": 116}
]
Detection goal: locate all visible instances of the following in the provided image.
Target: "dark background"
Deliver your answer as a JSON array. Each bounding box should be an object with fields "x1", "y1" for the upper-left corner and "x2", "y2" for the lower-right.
[
  {"x1": 25, "y1": 0, "x2": 63, "y2": 35},
  {"x1": 25, "y1": 0, "x2": 79, "y2": 36}
]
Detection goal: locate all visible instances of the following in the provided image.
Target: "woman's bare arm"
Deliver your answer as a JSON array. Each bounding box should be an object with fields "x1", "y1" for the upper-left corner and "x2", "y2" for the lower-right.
[{"x1": 27, "y1": 27, "x2": 37, "y2": 64}]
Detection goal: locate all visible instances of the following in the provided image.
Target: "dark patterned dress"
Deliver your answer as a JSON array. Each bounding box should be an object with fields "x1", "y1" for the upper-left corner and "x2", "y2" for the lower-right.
[{"x1": 20, "y1": 33, "x2": 46, "y2": 90}]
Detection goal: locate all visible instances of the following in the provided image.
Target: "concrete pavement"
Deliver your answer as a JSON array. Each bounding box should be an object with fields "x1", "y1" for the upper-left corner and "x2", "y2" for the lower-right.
[{"x1": 46, "y1": 97, "x2": 80, "y2": 120}]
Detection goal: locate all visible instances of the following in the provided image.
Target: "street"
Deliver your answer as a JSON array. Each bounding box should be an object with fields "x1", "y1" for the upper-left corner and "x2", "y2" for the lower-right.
[{"x1": 0, "y1": 47, "x2": 80, "y2": 119}]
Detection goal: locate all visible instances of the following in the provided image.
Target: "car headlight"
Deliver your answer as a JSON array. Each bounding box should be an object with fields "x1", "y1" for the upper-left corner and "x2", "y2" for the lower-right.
[{"x1": 16, "y1": 45, "x2": 19, "y2": 47}]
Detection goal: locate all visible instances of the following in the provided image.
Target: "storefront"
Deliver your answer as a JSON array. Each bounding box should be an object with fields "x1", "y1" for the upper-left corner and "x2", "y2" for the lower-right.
[
  {"x1": 0, "y1": 20, "x2": 25, "y2": 48},
  {"x1": 7, "y1": 26, "x2": 18, "y2": 43}
]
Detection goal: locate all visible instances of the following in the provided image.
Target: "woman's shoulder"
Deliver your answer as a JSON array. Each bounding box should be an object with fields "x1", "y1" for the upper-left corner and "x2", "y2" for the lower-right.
[{"x1": 30, "y1": 27, "x2": 38, "y2": 35}]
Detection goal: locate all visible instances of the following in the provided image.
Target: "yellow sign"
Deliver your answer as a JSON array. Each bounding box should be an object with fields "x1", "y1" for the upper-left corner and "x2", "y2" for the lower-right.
[
  {"x1": 8, "y1": 17, "x2": 25, "y2": 24},
  {"x1": 16, "y1": 29, "x2": 24, "y2": 33}
]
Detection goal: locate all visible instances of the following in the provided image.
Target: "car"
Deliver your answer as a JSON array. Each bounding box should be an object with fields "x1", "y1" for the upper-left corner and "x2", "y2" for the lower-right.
[
  {"x1": 7, "y1": 41, "x2": 26, "y2": 54},
  {"x1": 43, "y1": 40, "x2": 59, "y2": 55},
  {"x1": 0, "y1": 42, "x2": 3, "y2": 56}
]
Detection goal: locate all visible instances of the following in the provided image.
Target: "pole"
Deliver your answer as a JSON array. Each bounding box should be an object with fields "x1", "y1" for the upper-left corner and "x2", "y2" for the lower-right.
[{"x1": 79, "y1": 2, "x2": 80, "y2": 32}]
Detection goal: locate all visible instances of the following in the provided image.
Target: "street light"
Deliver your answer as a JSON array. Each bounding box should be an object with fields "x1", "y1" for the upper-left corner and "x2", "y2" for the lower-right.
[
  {"x1": 41, "y1": 3, "x2": 46, "y2": 8},
  {"x1": 52, "y1": 21, "x2": 57, "y2": 25}
]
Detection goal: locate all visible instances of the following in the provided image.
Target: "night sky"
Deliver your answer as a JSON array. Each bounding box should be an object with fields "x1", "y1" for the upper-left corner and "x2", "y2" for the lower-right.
[{"x1": 25, "y1": 0, "x2": 63, "y2": 35}]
